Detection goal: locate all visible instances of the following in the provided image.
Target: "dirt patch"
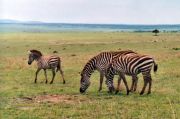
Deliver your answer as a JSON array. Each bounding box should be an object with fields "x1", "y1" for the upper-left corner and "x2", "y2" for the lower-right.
[
  {"x1": 16, "y1": 94, "x2": 87, "y2": 104},
  {"x1": 15, "y1": 96, "x2": 33, "y2": 103},
  {"x1": 34, "y1": 94, "x2": 80, "y2": 104}
]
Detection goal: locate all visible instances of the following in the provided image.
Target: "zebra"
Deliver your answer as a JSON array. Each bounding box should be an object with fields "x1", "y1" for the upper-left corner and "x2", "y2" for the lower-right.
[
  {"x1": 79, "y1": 50, "x2": 137, "y2": 93},
  {"x1": 105, "y1": 53, "x2": 158, "y2": 95},
  {"x1": 27, "y1": 49, "x2": 65, "y2": 84}
]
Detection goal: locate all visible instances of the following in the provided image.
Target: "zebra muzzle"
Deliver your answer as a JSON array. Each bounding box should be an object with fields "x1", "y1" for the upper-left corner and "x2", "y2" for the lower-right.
[
  {"x1": 109, "y1": 86, "x2": 115, "y2": 93},
  {"x1": 28, "y1": 61, "x2": 32, "y2": 65},
  {"x1": 80, "y1": 88, "x2": 85, "y2": 93}
]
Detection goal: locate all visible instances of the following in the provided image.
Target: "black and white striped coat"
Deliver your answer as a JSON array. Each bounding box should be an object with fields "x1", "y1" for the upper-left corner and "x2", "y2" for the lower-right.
[
  {"x1": 37, "y1": 55, "x2": 60, "y2": 69},
  {"x1": 28, "y1": 50, "x2": 65, "y2": 84},
  {"x1": 80, "y1": 50, "x2": 137, "y2": 93},
  {"x1": 105, "y1": 53, "x2": 158, "y2": 95}
]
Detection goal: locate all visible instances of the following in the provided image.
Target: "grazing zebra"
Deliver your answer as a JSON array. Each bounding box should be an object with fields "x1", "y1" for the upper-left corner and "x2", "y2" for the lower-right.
[
  {"x1": 79, "y1": 50, "x2": 137, "y2": 93},
  {"x1": 105, "y1": 53, "x2": 158, "y2": 95},
  {"x1": 27, "y1": 49, "x2": 65, "y2": 84}
]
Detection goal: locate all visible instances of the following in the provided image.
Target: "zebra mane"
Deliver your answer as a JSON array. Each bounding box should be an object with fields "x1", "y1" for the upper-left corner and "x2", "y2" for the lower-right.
[
  {"x1": 30, "y1": 49, "x2": 43, "y2": 57},
  {"x1": 81, "y1": 57, "x2": 96, "y2": 76}
]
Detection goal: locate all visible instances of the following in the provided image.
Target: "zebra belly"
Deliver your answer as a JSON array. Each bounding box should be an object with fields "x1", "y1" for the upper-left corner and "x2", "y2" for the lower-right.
[
  {"x1": 38, "y1": 61, "x2": 52, "y2": 69},
  {"x1": 41, "y1": 65, "x2": 51, "y2": 69}
]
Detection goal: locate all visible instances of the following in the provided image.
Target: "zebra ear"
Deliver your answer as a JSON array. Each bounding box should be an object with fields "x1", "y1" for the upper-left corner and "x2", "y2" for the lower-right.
[{"x1": 27, "y1": 50, "x2": 31, "y2": 54}]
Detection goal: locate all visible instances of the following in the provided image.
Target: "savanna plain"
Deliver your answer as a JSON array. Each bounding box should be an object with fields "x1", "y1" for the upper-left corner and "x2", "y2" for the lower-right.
[{"x1": 0, "y1": 32, "x2": 179, "y2": 119}]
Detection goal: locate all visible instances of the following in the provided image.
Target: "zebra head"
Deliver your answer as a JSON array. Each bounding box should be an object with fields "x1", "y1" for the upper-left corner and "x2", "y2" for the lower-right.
[
  {"x1": 105, "y1": 78, "x2": 115, "y2": 93},
  {"x1": 28, "y1": 51, "x2": 34, "y2": 65},
  {"x1": 105, "y1": 64, "x2": 115, "y2": 93},
  {"x1": 28, "y1": 50, "x2": 42, "y2": 65},
  {"x1": 80, "y1": 73, "x2": 90, "y2": 93}
]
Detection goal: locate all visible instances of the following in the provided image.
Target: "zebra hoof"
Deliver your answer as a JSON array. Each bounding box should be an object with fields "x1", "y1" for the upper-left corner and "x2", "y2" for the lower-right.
[
  {"x1": 127, "y1": 91, "x2": 130, "y2": 95},
  {"x1": 115, "y1": 90, "x2": 119, "y2": 94},
  {"x1": 98, "y1": 88, "x2": 102, "y2": 92},
  {"x1": 140, "y1": 92, "x2": 144, "y2": 95},
  {"x1": 63, "y1": 81, "x2": 66, "y2": 84},
  {"x1": 108, "y1": 89, "x2": 113, "y2": 94},
  {"x1": 108, "y1": 91, "x2": 113, "y2": 94},
  {"x1": 108, "y1": 87, "x2": 115, "y2": 93},
  {"x1": 147, "y1": 92, "x2": 151, "y2": 95},
  {"x1": 50, "y1": 82, "x2": 53, "y2": 84}
]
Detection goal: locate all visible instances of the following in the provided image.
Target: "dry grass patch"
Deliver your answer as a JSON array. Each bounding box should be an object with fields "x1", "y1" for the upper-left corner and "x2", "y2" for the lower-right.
[{"x1": 2, "y1": 56, "x2": 29, "y2": 70}]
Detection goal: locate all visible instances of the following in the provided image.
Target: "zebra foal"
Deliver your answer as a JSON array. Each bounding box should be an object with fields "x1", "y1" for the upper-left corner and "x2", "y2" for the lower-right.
[
  {"x1": 27, "y1": 49, "x2": 65, "y2": 84},
  {"x1": 105, "y1": 53, "x2": 158, "y2": 95}
]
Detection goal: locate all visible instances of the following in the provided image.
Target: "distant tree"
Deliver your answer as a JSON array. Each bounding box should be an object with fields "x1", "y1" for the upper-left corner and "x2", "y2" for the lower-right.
[{"x1": 152, "y1": 29, "x2": 160, "y2": 36}]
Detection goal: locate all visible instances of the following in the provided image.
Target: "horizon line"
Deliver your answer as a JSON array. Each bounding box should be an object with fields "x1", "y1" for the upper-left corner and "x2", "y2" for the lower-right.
[{"x1": 0, "y1": 18, "x2": 180, "y2": 25}]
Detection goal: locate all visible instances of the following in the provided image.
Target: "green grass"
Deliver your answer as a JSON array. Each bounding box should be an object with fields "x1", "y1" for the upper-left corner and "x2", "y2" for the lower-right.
[{"x1": 0, "y1": 32, "x2": 180, "y2": 119}]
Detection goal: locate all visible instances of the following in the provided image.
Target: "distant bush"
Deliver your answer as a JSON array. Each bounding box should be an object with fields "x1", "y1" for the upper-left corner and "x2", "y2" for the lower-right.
[
  {"x1": 71, "y1": 54, "x2": 76, "y2": 56},
  {"x1": 53, "y1": 50, "x2": 58, "y2": 53},
  {"x1": 172, "y1": 48, "x2": 180, "y2": 50},
  {"x1": 152, "y1": 29, "x2": 160, "y2": 36}
]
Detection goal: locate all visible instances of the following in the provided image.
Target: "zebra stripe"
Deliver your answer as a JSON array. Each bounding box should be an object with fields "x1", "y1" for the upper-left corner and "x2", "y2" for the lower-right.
[
  {"x1": 105, "y1": 53, "x2": 158, "y2": 95},
  {"x1": 28, "y1": 50, "x2": 65, "y2": 84},
  {"x1": 80, "y1": 50, "x2": 137, "y2": 93}
]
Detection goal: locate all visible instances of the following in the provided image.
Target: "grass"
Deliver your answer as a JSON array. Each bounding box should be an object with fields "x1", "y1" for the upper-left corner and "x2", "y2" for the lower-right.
[{"x1": 0, "y1": 32, "x2": 180, "y2": 119}]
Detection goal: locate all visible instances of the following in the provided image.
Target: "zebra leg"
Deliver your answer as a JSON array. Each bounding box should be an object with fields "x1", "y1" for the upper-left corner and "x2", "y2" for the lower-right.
[
  {"x1": 44, "y1": 69, "x2": 48, "y2": 84},
  {"x1": 50, "y1": 69, "x2": 56, "y2": 84},
  {"x1": 98, "y1": 73, "x2": 104, "y2": 92},
  {"x1": 35, "y1": 68, "x2": 41, "y2": 83},
  {"x1": 105, "y1": 75, "x2": 115, "y2": 93},
  {"x1": 133, "y1": 76, "x2": 138, "y2": 92},
  {"x1": 140, "y1": 75, "x2": 148, "y2": 95},
  {"x1": 147, "y1": 75, "x2": 152, "y2": 94},
  {"x1": 120, "y1": 73, "x2": 130, "y2": 95},
  {"x1": 59, "y1": 65, "x2": 65, "y2": 84},
  {"x1": 115, "y1": 76, "x2": 122, "y2": 94},
  {"x1": 130, "y1": 77, "x2": 135, "y2": 92}
]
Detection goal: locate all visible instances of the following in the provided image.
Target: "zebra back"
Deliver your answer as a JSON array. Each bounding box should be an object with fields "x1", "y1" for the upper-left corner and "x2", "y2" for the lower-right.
[
  {"x1": 112, "y1": 53, "x2": 156, "y2": 75},
  {"x1": 81, "y1": 50, "x2": 137, "y2": 76},
  {"x1": 81, "y1": 52, "x2": 111, "y2": 76},
  {"x1": 37, "y1": 55, "x2": 60, "y2": 69}
]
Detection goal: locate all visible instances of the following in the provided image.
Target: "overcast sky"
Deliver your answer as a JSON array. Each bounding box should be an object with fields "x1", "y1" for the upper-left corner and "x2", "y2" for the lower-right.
[{"x1": 1, "y1": 0, "x2": 180, "y2": 24}]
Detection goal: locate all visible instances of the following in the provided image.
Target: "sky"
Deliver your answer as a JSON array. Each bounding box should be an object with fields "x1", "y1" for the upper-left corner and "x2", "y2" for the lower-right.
[{"x1": 1, "y1": 0, "x2": 180, "y2": 24}]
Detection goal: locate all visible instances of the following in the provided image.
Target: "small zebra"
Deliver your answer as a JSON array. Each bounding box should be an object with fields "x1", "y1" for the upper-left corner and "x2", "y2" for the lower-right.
[
  {"x1": 27, "y1": 49, "x2": 65, "y2": 84},
  {"x1": 105, "y1": 53, "x2": 158, "y2": 95},
  {"x1": 79, "y1": 50, "x2": 137, "y2": 93}
]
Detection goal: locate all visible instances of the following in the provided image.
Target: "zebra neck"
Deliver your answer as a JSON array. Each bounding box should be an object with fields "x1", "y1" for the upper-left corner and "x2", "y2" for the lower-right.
[
  {"x1": 36, "y1": 56, "x2": 43, "y2": 62},
  {"x1": 83, "y1": 59, "x2": 96, "y2": 77},
  {"x1": 85, "y1": 67, "x2": 95, "y2": 77}
]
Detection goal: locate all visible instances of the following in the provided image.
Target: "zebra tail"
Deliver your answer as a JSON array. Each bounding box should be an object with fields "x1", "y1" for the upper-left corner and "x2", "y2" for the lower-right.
[
  {"x1": 153, "y1": 61, "x2": 158, "y2": 73},
  {"x1": 56, "y1": 57, "x2": 61, "y2": 72}
]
